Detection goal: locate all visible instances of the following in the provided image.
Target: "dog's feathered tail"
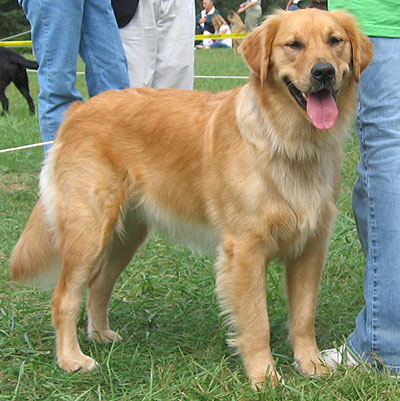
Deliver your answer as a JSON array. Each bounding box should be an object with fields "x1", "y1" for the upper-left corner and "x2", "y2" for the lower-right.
[
  {"x1": 10, "y1": 51, "x2": 39, "y2": 70},
  {"x1": 10, "y1": 198, "x2": 59, "y2": 288}
]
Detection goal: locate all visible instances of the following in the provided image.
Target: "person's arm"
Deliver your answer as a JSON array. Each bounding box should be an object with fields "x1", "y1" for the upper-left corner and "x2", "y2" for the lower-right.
[
  {"x1": 219, "y1": 24, "x2": 228, "y2": 35},
  {"x1": 197, "y1": 10, "x2": 207, "y2": 25},
  {"x1": 238, "y1": 1, "x2": 257, "y2": 14}
]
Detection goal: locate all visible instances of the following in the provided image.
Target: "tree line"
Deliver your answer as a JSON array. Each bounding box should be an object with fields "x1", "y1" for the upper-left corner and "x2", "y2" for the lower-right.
[{"x1": 0, "y1": 0, "x2": 31, "y2": 40}]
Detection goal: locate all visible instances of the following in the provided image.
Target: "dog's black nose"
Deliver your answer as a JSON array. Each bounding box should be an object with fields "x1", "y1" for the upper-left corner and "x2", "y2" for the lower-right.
[{"x1": 311, "y1": 63, "x2": 335, "y2": 83}]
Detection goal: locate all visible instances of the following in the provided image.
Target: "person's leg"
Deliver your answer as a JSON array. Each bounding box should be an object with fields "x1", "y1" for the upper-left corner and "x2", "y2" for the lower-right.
[
  {"x1": 349, "y1": 37, "x2": 400, "y2": 373},
  {"x1": 210, "y1": 42, "x2": 229, "y2": 49},
  {"x1": 81, "y1": 0, "x2": 129, "y2": 95},
  {"x1": 245, "y1": 5, "x2": 261, "y2": 32},
  {"x1": 118, "y1": 0, "x2": 158, "y2": 88},
  {"x1": 153, "y1": 0, "x2": 195, "y2": 89},
  {"x1": 20, "y1": 0, "x2": 84, "y2": 154}
]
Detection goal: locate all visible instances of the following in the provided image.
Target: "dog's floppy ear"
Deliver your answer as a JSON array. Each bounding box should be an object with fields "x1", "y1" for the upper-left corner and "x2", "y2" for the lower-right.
[
  {"x1": 240, "y1": 13, "x2": 281, "y2": 84},
  {"x1": 353, "y1": 33, "x2": 373, "y2": 82},
  {"x1": 331, "y1": 10, "x2": 373, "y2": 83}
]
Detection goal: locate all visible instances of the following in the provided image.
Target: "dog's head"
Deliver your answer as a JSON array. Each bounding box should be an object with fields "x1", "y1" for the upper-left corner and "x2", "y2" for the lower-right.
[
  {"x1": 227, "y1": 10, "x2": 238, "y2": 23},
  {"x1": 241, "y1": 9, "x2": 373, "y2": 130}
]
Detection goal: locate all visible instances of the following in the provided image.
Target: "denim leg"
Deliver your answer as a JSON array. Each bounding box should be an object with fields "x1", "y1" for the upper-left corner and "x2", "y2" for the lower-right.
[
  {"x1": 349, "y1": 37, "x2": 400, "y2": 373},
  {"x1": 20, "y1": 0, "x2": 129, "y2": 154},
  {"x1": 21, "y1": 0, "x2": 84, "y2": 153},
  {"x1": 80, "y1": 0, "x2": 130, "y2": 96}
]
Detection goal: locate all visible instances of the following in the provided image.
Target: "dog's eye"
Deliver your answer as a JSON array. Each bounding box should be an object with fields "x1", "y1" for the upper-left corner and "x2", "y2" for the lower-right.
[
  {"x1": 286, "y1": 41, "x2": 303, "y2": 50},
  {"x1": 329, "y1": 37, "x2": 343, "y2": 46}
]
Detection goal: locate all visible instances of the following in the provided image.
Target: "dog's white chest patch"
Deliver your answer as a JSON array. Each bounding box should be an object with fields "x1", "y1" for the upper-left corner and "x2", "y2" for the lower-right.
[{"x1": 141, "y1": 199, "x2": 219, "y2": 257}]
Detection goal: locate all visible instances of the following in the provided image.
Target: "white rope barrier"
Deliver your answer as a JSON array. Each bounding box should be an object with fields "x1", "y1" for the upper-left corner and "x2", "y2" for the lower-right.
[
  {"x1": 0, "y1": 141, "x2": 54, "y2": 154},
  {"x1": 0, "y1": 30, "x2": 31, "y2": 41},
  {"x1": 195, "y1": 75, "x2": 248, "y2": 79}
]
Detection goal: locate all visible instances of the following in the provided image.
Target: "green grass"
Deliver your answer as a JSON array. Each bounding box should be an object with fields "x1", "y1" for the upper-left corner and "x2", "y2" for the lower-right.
[{"x1": 0, "y1": 49, "x2": 399, "y2": 400}]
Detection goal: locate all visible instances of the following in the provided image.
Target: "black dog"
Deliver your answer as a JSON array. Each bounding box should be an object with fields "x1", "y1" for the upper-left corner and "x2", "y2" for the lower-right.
[{"x1": 0, "y1": 47, "x2": 38, "y2": 115}]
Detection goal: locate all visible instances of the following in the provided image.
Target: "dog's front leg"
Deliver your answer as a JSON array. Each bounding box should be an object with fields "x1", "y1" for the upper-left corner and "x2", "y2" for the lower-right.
[
  {"x1": 285, "y1": 236, "x2": 329, "y2": 376},
  {"x1": 216, "y1": 236, "x2": 280, "y2": 389}
]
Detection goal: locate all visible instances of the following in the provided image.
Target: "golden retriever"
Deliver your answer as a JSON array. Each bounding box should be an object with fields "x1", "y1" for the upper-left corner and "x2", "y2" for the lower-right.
[
  {"x1": 227, "y1": 10, "x2": 247, "y2": 52},
  {"x1": 10, "y1": 9, "x2": 372, "y2": 388}
]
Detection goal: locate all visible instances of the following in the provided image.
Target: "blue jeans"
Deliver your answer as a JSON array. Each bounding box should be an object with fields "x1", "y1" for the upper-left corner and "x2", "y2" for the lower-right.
[
  {"x1": 348, "y1": 37, "x2": 400, "y2": 373},
  {"x1": 210, "y1": 42, "x2": 229, "y2": 49},
  {"x1": 20, "y1": 0, "x2": 130, "y2": 154}
]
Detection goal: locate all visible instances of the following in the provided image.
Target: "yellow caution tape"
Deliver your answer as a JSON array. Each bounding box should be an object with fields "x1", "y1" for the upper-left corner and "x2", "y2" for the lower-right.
[
  {"x1": 195, "y1": 32, "x2": 248, "y2": 41},
  {"x1": 0, "y1": 41, "x2": 32, "y2": 47},
  {"x1": 1, "y1": 33, "x2": 249, "y2": 48}
]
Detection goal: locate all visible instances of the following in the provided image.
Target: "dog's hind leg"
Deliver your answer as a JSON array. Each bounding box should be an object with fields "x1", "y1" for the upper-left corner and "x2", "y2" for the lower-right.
[
  {"x1": 87, "y1": 212, "x2": 149, "y2": 343},
  {"x1": 0, "y1": 86, "x2": 9, "y2": 115},
  {"x1": 52, "y1": 236, "x2": 104, "y2": 371},
  {"x1": 50, "y1": 186, "x2": 126, "y2": 371},
  {"x1": 14, "y1": 69, "x2": 35, "y2": 114}
]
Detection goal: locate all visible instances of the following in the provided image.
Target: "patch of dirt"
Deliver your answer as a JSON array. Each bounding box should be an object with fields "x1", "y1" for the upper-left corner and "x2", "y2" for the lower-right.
[{"x1": 0, "y1": 172, "x2": 36, "y2": 193}]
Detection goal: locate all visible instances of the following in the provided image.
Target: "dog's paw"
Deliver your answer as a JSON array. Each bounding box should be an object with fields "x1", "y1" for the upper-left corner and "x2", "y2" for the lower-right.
[
  {"x1": 293, "y1": 358, "x2": 330, "y2": 377},
  {"x1": 58, "y1": 353, "x2": 98, "y2": 372},
  {"x1": 88, "y1": 329, "x2": 122, "y2": 343},
  {"x1": 251, "y1": 370, "x2": 284, "y2": 391}
]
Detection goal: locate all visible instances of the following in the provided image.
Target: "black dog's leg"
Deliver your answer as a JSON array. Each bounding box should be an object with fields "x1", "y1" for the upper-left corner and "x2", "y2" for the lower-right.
[
  {"x1": 0, "y1": 86, "x2": 9, "y2": 116},
  {"x1": 14, "y1": 69, "x2": 36, "y2": 115}
]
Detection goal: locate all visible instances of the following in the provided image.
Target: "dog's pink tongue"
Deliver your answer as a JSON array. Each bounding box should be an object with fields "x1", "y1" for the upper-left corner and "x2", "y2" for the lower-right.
[{"x1": 307, "y1": 92, "x2": 338, "y2": 130}]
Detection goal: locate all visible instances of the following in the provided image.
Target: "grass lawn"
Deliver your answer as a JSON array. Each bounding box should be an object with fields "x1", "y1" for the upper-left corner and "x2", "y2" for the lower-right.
[{"x1": 0, "y1": 49, "x2": 399, "y2": 400}]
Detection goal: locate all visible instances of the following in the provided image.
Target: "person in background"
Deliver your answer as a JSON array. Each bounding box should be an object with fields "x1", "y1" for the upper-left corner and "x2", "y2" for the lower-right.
[
  {"x1": 237, "y1": 0, "x2": 262, "y2": 32},
  {"x1": 18, "y1": 0, "x2": 130, "y2": 155},
  {"x1": 310, "y1": 0, "x2": 327, "y2": 10},
  {"x1": 197, "y1": 14, "x2": 233, "y2": 49},
  {"x1": 320, "y1": 1, "x2": 400, "y2": 377},
  {"x1": 285, "y1": 0, "x2": 302, "y2": 11},
  {"x1": 196, "y1": 0, "x2": 221, "y2": 35},
  {"x1": 115, "y1": 0, "x2": 195, "y2": 90}
]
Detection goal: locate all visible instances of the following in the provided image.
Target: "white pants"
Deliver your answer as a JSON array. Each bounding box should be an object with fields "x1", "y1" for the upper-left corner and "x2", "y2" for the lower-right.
[{"x1": 119, "y1": 0, "x2": 195, "y2": 89}]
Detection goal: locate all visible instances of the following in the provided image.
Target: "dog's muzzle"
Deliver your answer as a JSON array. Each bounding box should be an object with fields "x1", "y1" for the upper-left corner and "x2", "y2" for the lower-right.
[{"x1": 285, "y1": 63, "x2": 339, "y2": 130}]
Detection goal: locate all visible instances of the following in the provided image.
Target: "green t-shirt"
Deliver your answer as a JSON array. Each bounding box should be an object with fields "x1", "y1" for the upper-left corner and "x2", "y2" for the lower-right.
[{"x1": 328, "y1": 0, "x2": 400, "y2": 37}]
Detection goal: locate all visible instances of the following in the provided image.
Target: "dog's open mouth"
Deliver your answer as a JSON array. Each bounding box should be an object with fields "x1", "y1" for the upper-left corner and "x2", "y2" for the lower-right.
[{"x1": 285, "y1": 78, "x2": 339, "y2": 130}]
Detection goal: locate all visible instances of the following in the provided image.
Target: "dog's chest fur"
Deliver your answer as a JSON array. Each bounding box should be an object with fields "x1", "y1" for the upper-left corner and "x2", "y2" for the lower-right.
[
  {"x1": 221, "y1": 153, "x2": 336, "y2": 260},
  {"x1": 224, "y1": 86, "x2": 341, "y2": 259}
]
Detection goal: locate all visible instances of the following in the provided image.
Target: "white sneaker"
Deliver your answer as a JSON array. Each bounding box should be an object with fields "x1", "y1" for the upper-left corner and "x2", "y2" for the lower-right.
[
  {"x1": 319, "y1": 345, "x2": 359, "y2": 369},
  {"x1": 320, "y1": 345, "x2": 400, "y2": 378}
]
